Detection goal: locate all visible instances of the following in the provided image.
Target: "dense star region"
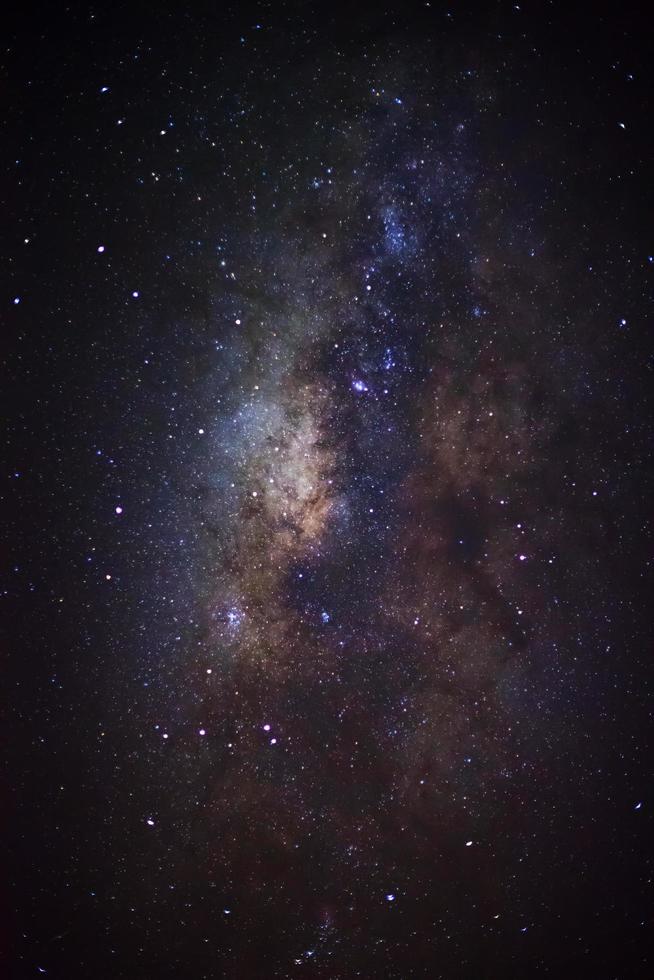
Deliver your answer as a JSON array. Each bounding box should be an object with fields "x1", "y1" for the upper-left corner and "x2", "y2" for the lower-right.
[{"x1": 5, "y1": 2, "x2": 653, "y2": 978}]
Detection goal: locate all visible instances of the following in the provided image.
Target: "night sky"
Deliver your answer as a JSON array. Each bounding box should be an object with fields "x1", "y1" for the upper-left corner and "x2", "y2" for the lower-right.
[{"x1": 5, "y1": 2, "x2": 653, "y2": 978}]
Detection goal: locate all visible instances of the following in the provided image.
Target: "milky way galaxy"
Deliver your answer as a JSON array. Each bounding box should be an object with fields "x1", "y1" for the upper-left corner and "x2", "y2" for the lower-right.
[{"x1": 6, "y1": 3, "x2": 653, "y2": 978}]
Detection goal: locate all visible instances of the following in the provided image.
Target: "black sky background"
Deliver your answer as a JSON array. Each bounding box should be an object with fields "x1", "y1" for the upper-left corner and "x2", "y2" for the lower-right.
[{"x1": 4, "y1": 2, "x2": 653, "y2": 978}]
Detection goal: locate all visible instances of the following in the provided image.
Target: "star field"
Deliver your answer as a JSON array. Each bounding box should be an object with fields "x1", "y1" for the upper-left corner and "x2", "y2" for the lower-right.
[{"x1": 5, "y1": 2, "x2": 653, "y2": 978}]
